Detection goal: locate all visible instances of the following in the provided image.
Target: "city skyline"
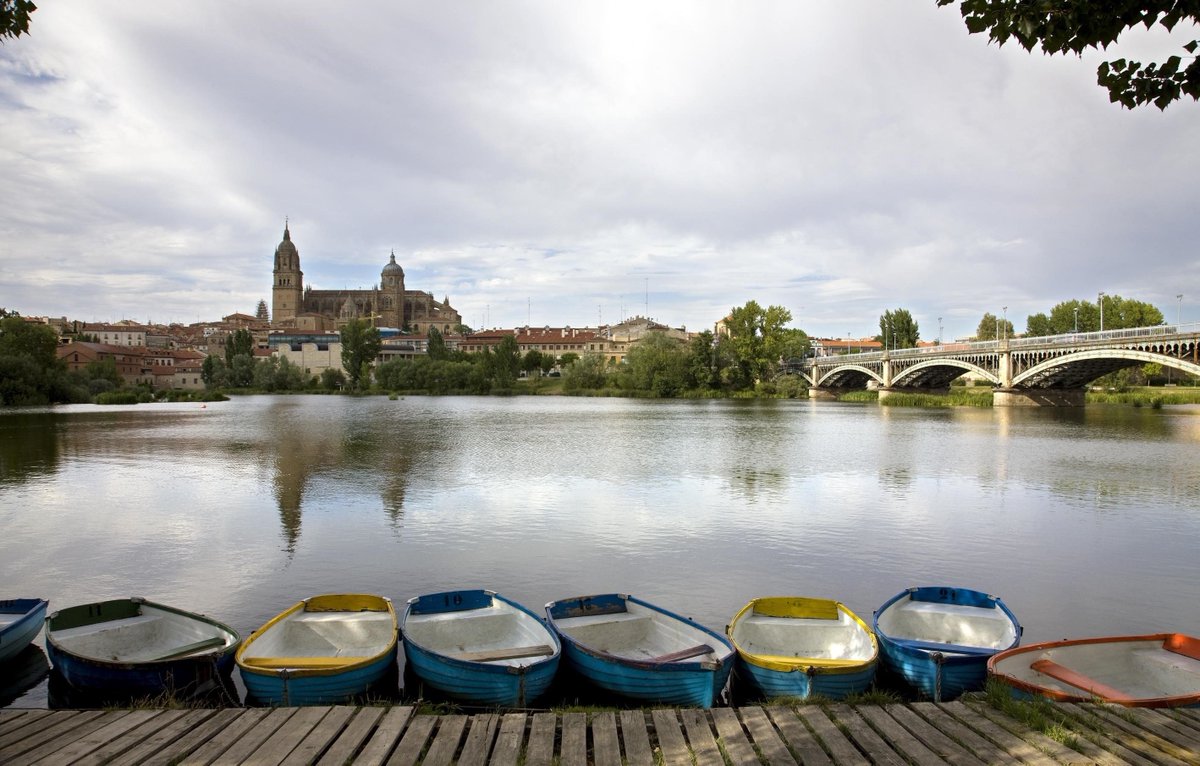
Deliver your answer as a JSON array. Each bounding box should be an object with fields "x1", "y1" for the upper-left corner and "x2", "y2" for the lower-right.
[{"x1": 1, "y1": 2, "x2": 1197, "y2": 341}]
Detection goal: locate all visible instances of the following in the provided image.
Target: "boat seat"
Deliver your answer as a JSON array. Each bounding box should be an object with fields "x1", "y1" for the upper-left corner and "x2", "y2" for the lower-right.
[
  {"x1": 241, "y1": 656, "x2": 372, "y2": 669},
  {"x1": 1030, "y1": 659, "x2": 1135, "y2": 702},
  {"x1": 1164, "y1": 634, "x2": 1200, "y2": 662},
  {"x1": 649, "y1": 644, "x2": 714, "y2": 663},
  {"x1": 50, "y1": 614, "x2": 162, "y2": 641},
  {"x1": 147, "y1": 636, "x2": 227, "y2": 662},
  {"x1": 450, "y1": 644, "x2": 555, "y2": 663}
]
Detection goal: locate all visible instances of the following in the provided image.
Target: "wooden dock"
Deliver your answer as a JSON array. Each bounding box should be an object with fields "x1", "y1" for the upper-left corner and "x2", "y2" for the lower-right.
[{"x1": 2, "y1": 699, "x2": 1199, "y2": 765}]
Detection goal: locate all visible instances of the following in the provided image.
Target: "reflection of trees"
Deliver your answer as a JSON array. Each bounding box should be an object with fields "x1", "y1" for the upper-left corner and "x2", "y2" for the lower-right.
[{"x1": 0, "y1": 412, "x2": 61, "y2": 484}]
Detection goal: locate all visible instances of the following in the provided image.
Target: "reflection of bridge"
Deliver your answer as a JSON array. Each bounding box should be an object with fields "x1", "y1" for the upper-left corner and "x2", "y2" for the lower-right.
[{"x1": 799, "y1": 323, "x2": 1200, "y2": 406}]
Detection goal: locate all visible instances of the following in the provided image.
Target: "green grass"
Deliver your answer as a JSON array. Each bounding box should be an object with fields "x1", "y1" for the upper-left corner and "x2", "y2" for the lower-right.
[
  {"x1": 1086, "y1": 386, "x2": 1200, "y2": 407},
  {"x1": 982, "y1": 679, "x2": 1084, "y2": 749}
]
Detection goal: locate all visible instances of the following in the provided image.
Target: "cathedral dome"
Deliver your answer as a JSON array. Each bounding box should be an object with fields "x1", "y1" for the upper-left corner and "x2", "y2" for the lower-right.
[
  {"x1": 382, "y1": 251, "x2": 404, "y2": 277},
  {"x1": 274, "y1": 223, "x2": 299, "y2": 267}
]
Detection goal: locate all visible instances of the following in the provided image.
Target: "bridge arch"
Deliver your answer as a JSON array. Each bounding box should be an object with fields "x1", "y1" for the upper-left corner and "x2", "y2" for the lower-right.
[
  {"x1": 814, "y1": 364, "x2": 884, "y2": 389},
  {"x1": 891, "y1": 359, "x2": 999, "y2": 388},
  {"x1": 1012, "y1": 349, "x2": 1200, "y2": 389}
]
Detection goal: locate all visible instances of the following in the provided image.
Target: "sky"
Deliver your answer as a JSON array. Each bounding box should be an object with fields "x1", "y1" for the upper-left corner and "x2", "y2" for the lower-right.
[{"x1": 1, "y1": 2, "x2": 1197, "y2": 341}]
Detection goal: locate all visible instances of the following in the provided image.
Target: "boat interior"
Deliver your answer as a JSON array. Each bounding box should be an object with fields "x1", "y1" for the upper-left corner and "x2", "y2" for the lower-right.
[
  {"x1": 877, "y1": 600, "x2": 1018, "y2": 650},
  {"x1": 554, "y1": 601, "x2": 721, "y2": 661},
  {"x1": 998, "y1": 638, "x2": 1200, "y2": 699},
  {"x1": 50, "y1": 606, "x2": 236, "y2": 663},
  {"x1": 405, "y1": 602, "x2": 555, "y2": 665},
  {"x1": 241, "y1": 609, "x2": 395, "y2": 662},
  {"x1": 732, "y1": 608, "x2": 875, "y2": 662}
]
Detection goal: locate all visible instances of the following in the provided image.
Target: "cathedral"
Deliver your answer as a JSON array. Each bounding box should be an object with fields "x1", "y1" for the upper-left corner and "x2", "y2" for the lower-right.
[{"x1": 270, "y1": 224, "x2": 462, "y2": 334}]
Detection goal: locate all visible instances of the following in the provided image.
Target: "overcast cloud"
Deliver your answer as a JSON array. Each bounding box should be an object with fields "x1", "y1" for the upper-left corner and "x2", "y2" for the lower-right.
[{"x1": 1, "y1": 1, "x2": 1196, "y2": 340}]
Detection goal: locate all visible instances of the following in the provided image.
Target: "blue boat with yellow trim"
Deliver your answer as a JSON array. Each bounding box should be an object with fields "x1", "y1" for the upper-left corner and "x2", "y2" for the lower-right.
[
  {"x1": 727, "y1": 596, "x2": 877, "y2": 700},
  {"x1": 1, "y1": 598, "x2": 48, "y2": 664},
  {"x1": 873, "y1": 586, "x2": 1021, "y2": 701},
  {"x1": 402, "y1": 589, "x2": 560, "y2": 706},
  {"x1": 546, "y1": 593, "x2": 734, "y2": 708},
  {"x1": 236, "y1": 594, "x2": 398, "y2": 705}
]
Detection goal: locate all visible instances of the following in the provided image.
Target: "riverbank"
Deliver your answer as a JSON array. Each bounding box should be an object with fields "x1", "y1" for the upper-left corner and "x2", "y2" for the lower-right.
[{"x1": 832, "y1": 385, "x2": 1200, "y2": 408}]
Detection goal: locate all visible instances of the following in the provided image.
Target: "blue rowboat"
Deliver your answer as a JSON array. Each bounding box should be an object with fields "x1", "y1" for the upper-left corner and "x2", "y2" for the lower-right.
[
  {"x1": 545, "y1": 593, "x2": 734, "y2": 708},
  {"x1": 988, "y1": 633, "x2": 1200, "y2": 708},
  {"x1": 727, "y1": 597, "x2": 878, "y2": 700},
  {"x1": 237, "y1": 594, "x2": 398, "y2": 705},
  {"x1": 45, "y1": 597, "x2": 240, "y2": 698},
  {"x1": 873, "y1": 586, "x2": 1021, "y2": 701},
  {"x1": 1, "y1": 598, "x2": 48, "y2": 663},
  {"x1": 402, "y1": 589, "x2": 560, "y2": 706}
]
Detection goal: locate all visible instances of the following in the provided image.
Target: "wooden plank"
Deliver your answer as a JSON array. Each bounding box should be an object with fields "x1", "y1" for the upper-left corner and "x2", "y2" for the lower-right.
[
  {"x1": 738, "y1": 706, "x2": 797, "y2": 765},
  {"x1": 1029, "y1": 659, "x2": 1136, "y2": 702},
  {"x1": 1158, "y1": 708, "x2": 1200, "y2": 737},
  {"x1": 383, "y1": 713, "x2": 437, "y2": 766},
  {"x1": 124, "y1": 708, "x2": 232, "y2": 766},
  {"x1": 1122, "y1": 706, "x2": 1200, "y2": 755},
  {"x1": 649, "y1": 644, "x2": 714, "y2": 663},
  {"x1": 316, "y1": 706, "x2": 387, "y2": 766},
  {"x1": 765, "y1": 706, "x2": 832, "y2": 766},
  {"x1": 451, "y1": 645, "x2": 554, "y2": 662},
  {"x1": 281, "y1": 705, "x2": 358, "y2": 766},
  {"x1": 34, "y1": 709, "x2": 163, "y2": 766},
  {"x1": 794, "y1": 705, "x2": 869, "y2": 766},
  {"x1": 1056, "y1": 703, "x2": 1172, "y2": 766},
  {"x1": 590, "y1": 711, "x2": 621, "y2": 766},
  {"x1": 245, "y1": 706, "x2": 334, "y2": 765},
  {"x1": 890, "y1": 703, "x2": 985, "y2": 766},
  {"x1": 348, "y1": 706, "x2": 413, "y2": 766},
  {"x1": 977, "y1": 698, "x2": 1172, "y2": 766},
  {"x1": 69, "y1": 709, "x2": 191, "y2": 766},
  {"x1": 523, "y1": 712, "x2": 557, "y2": 766},
  {"x1": 945, "y1": 700, "x2": 1069, "y2": 766},
  {"x1": 1068, "y1": 704, "x2": 1196, "y2": 766},
  {"x1": 420, "y1": 714, "x2": 468, "y2": 766},
  {"x1": 210, "y1": 708, "x2": 300, "y2": 766},
  {"x1": 0, "y1": 709, "x2": 80, "y2": 751},
  {"x1": 0, "y1": 709, "x2": 103, "y2": 763},
  {"x1": 175, "y1": 709, "x2": 270, "y2": 766},
  {"x1": 559, "y1": 712, "x2": 587, "y2": 766},
  {"x1": 486, "y1": 712, "x2": 527, "y2": 766},
  {"x1": 2, "y1": 710, "x2": 117, "y2": 764},
  {"x1": 856, "y1": 705, "x2": 946, "y2": 766},
  {"x1": 710, "y1": 707, "x2": 758, "y2": 766},
  {"x1": 910, "y1": 702, "x2": 1012, "y2": 766},
  {"x1": 679, "y1": 708, "x2": 723, "y2": 766},
  {"x1": 0, "y1": 709, "x2": 53, "y2": 739},
  {"x1": 149, "y1": 636, "x2": 227, "y2": 661},
  {"x1": 826, "y1": 704, "x2": 907, "y2": 766},
  {"x1": 650, "y1": 709, "x2": 691, "y2": 766},
  {"x1": 618, "y1": 709, "x2": 654, "y2": 766},
  {"x1": 456, "y1": 713, "x2": 498, "y2": 766}
]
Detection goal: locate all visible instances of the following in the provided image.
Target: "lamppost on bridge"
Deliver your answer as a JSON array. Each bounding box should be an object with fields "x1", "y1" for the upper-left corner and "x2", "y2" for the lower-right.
[
  {"x1": 938, "y1": 317, "x2": 943, "y2": 345},
  {"x1": 1098, "y1": 292, "x2": 1106, "y2": 332},
  {"x1": 1178, "y1": 294, "x2": 1184, "y2": 327},
  {"x1": 1002, "y1": 306, "x2": 1008, "y2": 340},
  {"x1": 1073, "y1": 306, "x2": 1079, "y2": 333}
]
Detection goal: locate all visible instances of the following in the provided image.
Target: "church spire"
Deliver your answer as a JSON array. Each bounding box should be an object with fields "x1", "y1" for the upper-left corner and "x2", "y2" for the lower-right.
[{"x1": 283, "y1": 216, "x2": 291, "y2": 241}]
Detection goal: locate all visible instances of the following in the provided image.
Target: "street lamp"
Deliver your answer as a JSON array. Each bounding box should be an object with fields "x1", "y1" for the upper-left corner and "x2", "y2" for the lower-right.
[
  {"x1": 1002, "y1": 306, "x2": 1008, "y2": 340},
  {"x1": 1073, "y1": 306, "x2": 1079, "y2": 333},
  {"x1": 1178, "y1": 294, "x2": 1184, "y2": 327},
  {"x1": 1098, "y1": 292, "x2": 1106, "y2": 332},
  {"x1": 938, "y1": 317, "x2": 943, "y2": 345}
]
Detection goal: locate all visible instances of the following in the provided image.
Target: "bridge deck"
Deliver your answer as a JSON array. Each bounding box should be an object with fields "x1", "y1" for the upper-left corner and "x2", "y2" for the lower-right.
[{"x1": 2, "y1": 700, "x2": 1199, "y2": 764}]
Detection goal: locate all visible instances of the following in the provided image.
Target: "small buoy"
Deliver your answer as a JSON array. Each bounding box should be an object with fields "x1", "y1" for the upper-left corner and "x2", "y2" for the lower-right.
[{"x1": 200, "y1": 404, "x2": 207, "y2": 409}]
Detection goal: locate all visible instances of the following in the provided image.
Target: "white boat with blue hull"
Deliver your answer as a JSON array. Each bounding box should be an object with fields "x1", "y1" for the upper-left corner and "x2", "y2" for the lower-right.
[
  {"x1": 873, "y1": 586, "x2": 1021, "y2": 701},
  {"x1": 402, "y1": 589, "x2": 560, "y2": 707},
  {"x1": 0, "y1": 598, "x2": 48, "y2": 664},
  {"x1": 546, "y1": 593, "x2": 734, "y2": 708}
]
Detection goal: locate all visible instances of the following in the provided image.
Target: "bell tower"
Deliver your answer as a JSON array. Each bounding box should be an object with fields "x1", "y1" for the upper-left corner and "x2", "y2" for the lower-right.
[{"x1": 271, "y1": 221, "x2": 304, "y2": 325}]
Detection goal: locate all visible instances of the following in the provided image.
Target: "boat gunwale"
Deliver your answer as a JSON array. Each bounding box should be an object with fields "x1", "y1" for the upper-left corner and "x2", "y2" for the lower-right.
[
  {"x1": 872, "y1": 586, "x2": 1021, "y2": 656},
  {"x1": 727, "y1": 597, "x2": 878, "y2": 675},
  {"x1": 235, "y1": 593, "x2": 398, "y2": 680},
  {"x1": 987, "y1": 632, "x2": 1200, "y2": 708}
]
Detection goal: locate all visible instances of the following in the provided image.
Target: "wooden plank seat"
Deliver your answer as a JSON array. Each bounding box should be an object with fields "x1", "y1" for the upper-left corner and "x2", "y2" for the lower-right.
[
  {"x1": 650, "y1": 644, "x2": 714, "y2": 663},
  {"x1": 149, "y1": 636, "x2": 227, "y2": 661},
  {"x1": 1029, "y1": 659, "x2": 1135, "y2": 702},
  {"x1": 450, "y1": 645, "x2": 555, "y2": 663},
  {"x1": 240, "y1": 656, "x2": 373, "y2": 669}
]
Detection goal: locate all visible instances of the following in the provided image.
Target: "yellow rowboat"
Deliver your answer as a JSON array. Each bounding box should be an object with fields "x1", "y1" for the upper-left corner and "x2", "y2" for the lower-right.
[
  {"x1": 727, "y1": 597, "x2": 878, "y2": 700},
  {"x1": 236, "y1": 594, "x2": 398, "y2": 705}
]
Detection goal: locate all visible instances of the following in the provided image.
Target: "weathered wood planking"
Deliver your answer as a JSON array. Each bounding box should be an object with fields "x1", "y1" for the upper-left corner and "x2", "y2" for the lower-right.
[{"x1": 3, "y1": 701, "x2": 1200, "y2": 764}]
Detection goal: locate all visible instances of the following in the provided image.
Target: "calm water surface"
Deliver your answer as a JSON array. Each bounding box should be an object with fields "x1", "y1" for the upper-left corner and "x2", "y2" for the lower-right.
[{"x1": 2, "y1": 395, "x2": 1198, "y2": 707}]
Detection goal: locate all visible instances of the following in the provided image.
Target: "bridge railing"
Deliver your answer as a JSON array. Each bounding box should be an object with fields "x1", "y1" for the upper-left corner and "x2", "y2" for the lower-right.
[{"x1": 806, "y1": 321, "x2": 1200, "y2": 367}]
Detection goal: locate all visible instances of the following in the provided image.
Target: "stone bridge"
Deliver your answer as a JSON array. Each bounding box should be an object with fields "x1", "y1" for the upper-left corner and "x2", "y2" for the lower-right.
[{"x1": 798, "y1": 323, "x2": 1200, "y2": 405}]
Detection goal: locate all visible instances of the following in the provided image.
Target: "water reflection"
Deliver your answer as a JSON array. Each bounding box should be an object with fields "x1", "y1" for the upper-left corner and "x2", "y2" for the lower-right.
[
  {"x1": 0, "y1": 645, "x2": 50, "y2": 707},
  {"x1": 0, "y1": 412, "x2": 61, "y2": 483}
]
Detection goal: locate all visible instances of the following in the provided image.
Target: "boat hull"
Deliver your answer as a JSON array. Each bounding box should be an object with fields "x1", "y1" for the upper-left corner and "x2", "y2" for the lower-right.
[
  {"x1": 237, "y1": 594, "x2": 398, "y2": 706},
  {"x1": 728, "y1": 597, "x2": 878, "y2": 701},
  {"x1": 547, "y1": 593, "x2": 734, "y2": 708},
  {"x1": 45, "y1": 598, "x2": 239, "y2": 699},
  {"x1": 873, "y1": 587, "x2": 1021, "y2": 701},
  {"x1": 988, "y1": 633, "x2": 1200, "y2": 708},
  {"x1": 403, "y1": 590, "x2": 560, "y2": 707},
  {"x1": 0, "y1": 598, "x2": 48, "y2": 663}
]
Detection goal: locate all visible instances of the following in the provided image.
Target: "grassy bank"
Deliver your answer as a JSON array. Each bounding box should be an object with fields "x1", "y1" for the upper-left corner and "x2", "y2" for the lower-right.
[{"x1": 837, "y1": 385, "x2": 1200, "y2": 408}]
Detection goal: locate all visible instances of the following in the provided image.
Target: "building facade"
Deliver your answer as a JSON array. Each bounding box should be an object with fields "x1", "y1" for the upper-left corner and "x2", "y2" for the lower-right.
[{"x1": 271, "y1": 224, "x2": 462, "y2": 334}]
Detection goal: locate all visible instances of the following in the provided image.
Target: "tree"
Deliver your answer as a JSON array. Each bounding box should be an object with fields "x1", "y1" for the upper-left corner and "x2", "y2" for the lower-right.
[
  {"x1": 426, "y1": 327, "x2": 449, "y2": 361},
  {"x1": 255, "y1": 299, "x2": 269, "y2": 322},
  {"x1": 340, "y1": 318, "x2": 382, "y2": 390},
  {"x1": 224, "y1": 329, "x2": 254, "y2": 365},
  {"x1": 725, "y1": 300, "x2": 797, "y2": 382},
  {"x1": 1025, "y1": 295, "x2": 1163, "y2": 335},
  {"x1": 521, "y1": 349, "x2": 544, "y2": 376},
  {"x1": 320, "y1": 367, "x2": 346, "y2": 391},
  {"x1": 491, "y1": 335, "x2": 521, "y2": 387},
  {"x1": 937, "y1": 1, "x2": 1200, "y2": 110},
  {"x1": 1, "y1": 1, "x2": 36, "y2": 42},
  {"x1": 559, "y1": 351, "x2": 580, "y2": 367},
  {"x1": 877, "y1": 309, "x2": 920, "y2": 349},
  {"x1": 621, "y1": 332, "x2": 690, "y2": 395},
  {"x1": 976, "y1": 312, "x2": 1015, "y2": 341},
  {"x1": 562, "y1": 352, "x2": 609, "y2": 391}
]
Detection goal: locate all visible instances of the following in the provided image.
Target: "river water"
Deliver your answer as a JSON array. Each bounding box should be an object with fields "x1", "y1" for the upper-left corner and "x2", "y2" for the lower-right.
[{"x1": 2, "y1": 395, "x2": 1198, "y2": 707}]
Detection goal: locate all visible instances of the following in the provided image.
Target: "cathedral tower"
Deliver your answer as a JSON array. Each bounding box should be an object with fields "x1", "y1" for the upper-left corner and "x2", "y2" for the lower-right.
[
  {"x1": 380, "y1": 251, "x2": 405, "y2": 328},
  {"x1": 272, "y1": 222, "x2": 304, "y2": 324}
]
